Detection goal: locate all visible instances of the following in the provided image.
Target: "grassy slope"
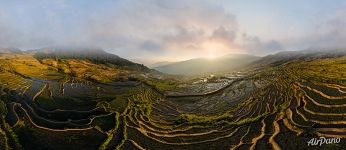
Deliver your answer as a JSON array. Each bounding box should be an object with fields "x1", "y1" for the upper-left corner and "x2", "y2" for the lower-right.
[{"x1": 0, "y1": 53, "x2": 148, "y2": 83}]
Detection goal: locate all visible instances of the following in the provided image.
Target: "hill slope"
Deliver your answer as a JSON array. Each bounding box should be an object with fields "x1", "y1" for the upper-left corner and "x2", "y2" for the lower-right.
[
  {"x1": 252, "y1": 49, "x2": 346, "y2": 67},
  {"x1": 0, "y1": 48, "x2": 155, "y2": 83},
  {"x1": 154, "y1": 54, "x2": 260, "y2": 75},
  {"x1": 33, "y1": 48, "x2": 149, "y2": 71}
]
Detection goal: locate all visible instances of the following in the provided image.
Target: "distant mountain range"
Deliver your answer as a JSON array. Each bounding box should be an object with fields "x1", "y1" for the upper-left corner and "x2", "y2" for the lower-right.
[
  {"x1": 149, "y1": 61, "x2": 174, "y2": 68},
  {"x1": 0, "y1": 47, "x2": 22, "y2": 54},
  {"x1": 252, "y1": 49, "x2": 346, "y2": 67},
  {"x1": 153, "y1": 49, "x2": 346, "y2": 75},
  {"x1": 2, "y1": 47, "x2": 346, "y2": 76},
  {"x1": 153, "y1": 54, "x2": 260, "y2": 75}
]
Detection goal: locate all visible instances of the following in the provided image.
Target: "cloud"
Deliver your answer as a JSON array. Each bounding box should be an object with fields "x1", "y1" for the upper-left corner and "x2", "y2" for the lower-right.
[
  {"x1": 161, "y1": 26, "x2": 205, "y2": 50},
  {"x1": 139, "y1": 40, "x2": 163, "y2": 51},
  {"x1": 210, "y1": 26, "x2": 237, "y2": 45},
  {"x1": 0, "y1": 11, "x2": 19, "y2": 47},
  {"x1": 309, "y1": 12, "x2": 346, "y2": 49},
  {"x1": 78, "y1": 0, "x2": 301, "y2": 59},
  {"x1": 280, "y1": 8, "x2": 346, "y2": 51},
  {"x1": 72, "y1": 0, "x2": 250, "y2": 61},
  {"x1": 3, "y1": 0, "x2": 346, "y2": 64},
  {"x1": 0, "y1": 0, "x2": 288, "y2": 60},
  {"x1": 241, "y1": 34, "x2": 283, "y2": 55}
]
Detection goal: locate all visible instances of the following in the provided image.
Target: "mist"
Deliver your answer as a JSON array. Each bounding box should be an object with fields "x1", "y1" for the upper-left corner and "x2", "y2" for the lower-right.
[{"x1": 1, "y1": 0, "x2": 346, "y2": 65}]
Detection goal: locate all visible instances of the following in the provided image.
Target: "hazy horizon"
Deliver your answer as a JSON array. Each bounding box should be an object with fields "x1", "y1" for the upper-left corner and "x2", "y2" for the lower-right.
[{"x1": 2, "y1": 0, "x2": 346, "y2": 65}]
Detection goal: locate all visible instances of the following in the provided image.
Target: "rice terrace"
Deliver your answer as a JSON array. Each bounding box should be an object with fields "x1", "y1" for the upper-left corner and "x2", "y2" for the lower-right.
[{"x1": 0, "y1": 1, "x2": 346, "y2": 150}]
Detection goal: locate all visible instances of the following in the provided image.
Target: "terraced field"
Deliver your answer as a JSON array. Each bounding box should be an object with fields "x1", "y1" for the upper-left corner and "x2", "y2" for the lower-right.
[{"x1": 0, "y1": 53, "x2": 345, "y2": 150}]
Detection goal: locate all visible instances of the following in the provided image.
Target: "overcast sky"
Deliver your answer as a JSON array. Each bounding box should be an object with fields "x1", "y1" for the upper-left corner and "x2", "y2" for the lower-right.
[{"x1": 1, "y1": 0, "x2": 346, "y2": 64}]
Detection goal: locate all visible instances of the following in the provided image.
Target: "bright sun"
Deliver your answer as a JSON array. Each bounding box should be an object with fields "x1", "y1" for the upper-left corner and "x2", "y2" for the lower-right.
[
  {"x1": 206, "y1": 51, "x2": 217, "y2": 59},
  {"x1": 203, "y1": 41, "x2": 229, "y2": 59}
]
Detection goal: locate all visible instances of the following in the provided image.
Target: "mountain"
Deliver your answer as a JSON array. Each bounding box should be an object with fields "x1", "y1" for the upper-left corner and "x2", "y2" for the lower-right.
[
  {"x1": 0, "y1": 47, "x2": 22, "y2": 54},
  {"x1": 0, "y1": 48, "x2": 157, "y2": 83},
  {"x1": 33, "y1": 47, "x2": 149, "y2": 71},
  {"x1": 149, "y1": 61, "x2": 174, "y2": 68},
  {"x1": 252, "y1": 49, "x2": 346, "y2": 67},
  {"x1": 154, "y1": 54, "x2": 260, "y2": 75}
]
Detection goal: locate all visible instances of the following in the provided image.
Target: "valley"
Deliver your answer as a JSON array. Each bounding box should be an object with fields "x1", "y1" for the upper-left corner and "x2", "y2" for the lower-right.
[{"x1": 0, "y1": 50, "x2": 345, "y2": 150}]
